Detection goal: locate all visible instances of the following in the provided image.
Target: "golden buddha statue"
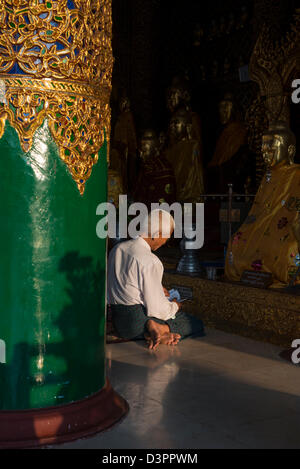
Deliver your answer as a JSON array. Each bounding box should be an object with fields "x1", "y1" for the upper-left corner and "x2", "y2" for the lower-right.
[
  {"x1": 110, "y1": 96, "x2": 137, "y2": 193},
  {"x1": 166, "y1": 80, "x2": 202, "y2": 145},
  {"x1": 165, "y1": 108, "x2": 205, "y2": 203},
  {"x1": 225, "y1": 121, "x2": 299, "y2": 287},
  {"x1": 134, "y1": 129, "x2": 176, "y2": 208},
  {"x1": 208, "y1": 92, "x2": 252, "y2": 193}
]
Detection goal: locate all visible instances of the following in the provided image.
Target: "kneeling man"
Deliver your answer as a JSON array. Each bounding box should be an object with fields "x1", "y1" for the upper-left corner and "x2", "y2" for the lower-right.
[{"x1": 107, "y1": 209, "x2": 205, "y2": 349}]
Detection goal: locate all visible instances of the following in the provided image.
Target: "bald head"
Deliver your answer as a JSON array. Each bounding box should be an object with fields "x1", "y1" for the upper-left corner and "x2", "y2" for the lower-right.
[{"x1": 140, "y1": 210, "x2": 175, "y2": 251}]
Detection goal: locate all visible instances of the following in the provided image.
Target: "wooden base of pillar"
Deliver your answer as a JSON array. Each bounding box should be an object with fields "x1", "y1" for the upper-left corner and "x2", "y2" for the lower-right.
[{"x1": 0, "y1": 380, "x2": 129, "y2": 449}]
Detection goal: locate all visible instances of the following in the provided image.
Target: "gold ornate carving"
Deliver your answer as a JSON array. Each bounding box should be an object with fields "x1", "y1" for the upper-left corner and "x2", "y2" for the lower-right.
[
  {"x1": 245, "y1": 96, "x2": 269, "y2": 186},
  {"x1": 0, "y1": 0, "x2": 113, "y2": 87},
  {"x1": 0, "y1": 110, "x2": 7, "y2": 139},
  {"x1": 248, "y1": 8, "x2": 300, "y2": 185},
  {"x1": 0, "y1": 0, "x2": 113, "y2": 194},
  {"x1": 164, "y1": 272, "x2": 300, "y2": 347},
  {"x1": 250, "y1": 9, "x2": 300, "y2": 124},
  {"x1": 0, "y1": 76, "x2": 111, "y2": 194}
]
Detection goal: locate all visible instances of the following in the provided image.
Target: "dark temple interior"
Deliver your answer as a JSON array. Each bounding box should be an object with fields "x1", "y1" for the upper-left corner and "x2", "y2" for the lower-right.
[{"x1": 109, "y1": 0, "x2": 300, "y2": 265}]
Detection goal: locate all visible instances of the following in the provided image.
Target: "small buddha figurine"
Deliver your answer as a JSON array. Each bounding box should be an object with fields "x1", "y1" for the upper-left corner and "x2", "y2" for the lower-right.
[
  {"x1": 134, "y1": 129, "x2": 176, "y2": 208},
  {"x1": 165, "y1": 108, "x2": 205, "y2": 203},
  {"x1": 208, "y1": 92, "x2": 252, "y2": 193},
  {"x1": 166, "y1": 83, "x2": 189, "y2": 115},
  {"x1": 225, "y1": 121, "x2": 299, "y2": 287},
  {"x1": 110, "y1": 96, "x2": 137, "y2": 194}
]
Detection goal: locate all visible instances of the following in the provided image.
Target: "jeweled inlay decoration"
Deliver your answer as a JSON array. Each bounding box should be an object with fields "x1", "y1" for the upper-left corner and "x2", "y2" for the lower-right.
[{"x1": 0, "y1": 0, "x2": 113, "y2": 194}]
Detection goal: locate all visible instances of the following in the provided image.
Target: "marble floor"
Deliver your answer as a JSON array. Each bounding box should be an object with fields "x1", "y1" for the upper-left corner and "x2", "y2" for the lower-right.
[{"x1": 54, "y1": 329, "x2": 300, "y2": 449}]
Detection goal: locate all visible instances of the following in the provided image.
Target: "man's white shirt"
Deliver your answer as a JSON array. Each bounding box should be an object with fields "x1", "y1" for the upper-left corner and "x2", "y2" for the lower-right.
[{"x1": 107, "y1": 237, "x2": 179, "y2": 321}]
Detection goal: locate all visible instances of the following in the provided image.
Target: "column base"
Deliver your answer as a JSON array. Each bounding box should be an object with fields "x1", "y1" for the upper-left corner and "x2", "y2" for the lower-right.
[{"x1": 0, "y1": 380, "x2": 129, "y2": 449}]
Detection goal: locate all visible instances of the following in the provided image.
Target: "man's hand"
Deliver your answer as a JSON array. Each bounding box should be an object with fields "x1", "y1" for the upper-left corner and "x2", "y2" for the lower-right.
[{"x1": 163, "y1": 287, "x2": 170, "y2": 298}]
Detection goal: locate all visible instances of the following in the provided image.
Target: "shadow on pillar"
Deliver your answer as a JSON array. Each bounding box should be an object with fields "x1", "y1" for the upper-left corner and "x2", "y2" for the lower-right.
[{"x1": 0, "y1": 252, "x2": 129, "y2": 449}]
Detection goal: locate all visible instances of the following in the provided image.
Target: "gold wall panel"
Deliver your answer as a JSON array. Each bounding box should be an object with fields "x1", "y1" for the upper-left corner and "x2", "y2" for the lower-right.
[{"x1": 164, "y1": 272, "x2": 300, "y2": 348}]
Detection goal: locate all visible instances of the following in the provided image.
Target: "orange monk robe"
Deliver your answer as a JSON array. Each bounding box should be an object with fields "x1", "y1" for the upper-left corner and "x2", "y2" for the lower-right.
[
  {"x1": 208, "y1": 121, "x2": 249, "y2": 193},
  {"x1": 209, "y1": 121, "x2": 247, "y2": 167},
  {"x1": 165, "y1": 139, "x2": 205, "y2": 203},
  {"x1": 225, "y1": 163, "x2": 300, "y2": 287}
]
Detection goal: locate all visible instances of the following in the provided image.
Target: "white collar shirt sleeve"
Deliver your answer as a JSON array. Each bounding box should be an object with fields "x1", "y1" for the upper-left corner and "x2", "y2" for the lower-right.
[
  {"x1": 107, "y1": 237, "x2": 179, "y2": 322},
  {"x1": 140, "y1": 259, "x2": 179, "y2": 321}
]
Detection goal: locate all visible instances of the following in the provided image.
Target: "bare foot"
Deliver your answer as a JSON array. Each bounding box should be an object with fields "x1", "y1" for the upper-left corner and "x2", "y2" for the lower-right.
[
  {"x1": 160, "y1": 332, "x2": 181, "y2": 346},
  {"x1": 145, "y1": 328, "x2": 181, "y2": 350},
  {"x1": 146, "y1": 320, "x2": 170, "y2": 350}
]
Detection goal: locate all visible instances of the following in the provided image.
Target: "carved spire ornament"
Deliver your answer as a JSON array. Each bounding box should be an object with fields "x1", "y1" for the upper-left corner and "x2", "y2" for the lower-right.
[
  {"x1": 249, "y1": 8, "x2": 300, "y2": 124},
  {"x1": 0, "y1": 0, "x2": 113, "y2": 194}
]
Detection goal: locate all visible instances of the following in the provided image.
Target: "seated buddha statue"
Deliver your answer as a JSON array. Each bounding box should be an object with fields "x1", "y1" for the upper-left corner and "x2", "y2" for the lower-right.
[
  {"x1": 134, "y1": 129, "x2": 176, "y2": 208},
  {"x1": 225, "y1": 121, "x2": 299, "y2": 287},
  {"x1": 110, "y1": 96, "x2": 137, "y2": 194},
  {"x1": 165, "y1": 108, "x2": 205, "y2": 203},
  {"x1": 208, "y1": 92, "x2": 253, "y2": 193},
  {"x1": 166, "y1": 79, "x2": 202, "y2": 145}
]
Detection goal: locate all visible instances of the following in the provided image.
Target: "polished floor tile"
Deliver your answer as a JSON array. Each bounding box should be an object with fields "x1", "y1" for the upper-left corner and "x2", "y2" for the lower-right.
[{"x1": 53, "y1": 329, "x2": 300, "y2": 449}]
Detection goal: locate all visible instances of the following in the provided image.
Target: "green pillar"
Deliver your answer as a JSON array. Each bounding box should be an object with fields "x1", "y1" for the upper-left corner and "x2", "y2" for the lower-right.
[{"x1": 0, "y1": 0, "x2": 128, "y2": 447}]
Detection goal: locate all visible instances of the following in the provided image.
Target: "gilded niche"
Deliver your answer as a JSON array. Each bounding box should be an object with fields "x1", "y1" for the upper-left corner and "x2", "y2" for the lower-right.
[{"x1": 0, "y1": 0, "x2": 113, "y2": 194}]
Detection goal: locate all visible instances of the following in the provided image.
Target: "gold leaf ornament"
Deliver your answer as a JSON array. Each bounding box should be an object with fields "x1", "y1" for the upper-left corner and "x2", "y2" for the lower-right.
[{"x1": 0, "y1": 0, "x2": 113, "y2": 194}]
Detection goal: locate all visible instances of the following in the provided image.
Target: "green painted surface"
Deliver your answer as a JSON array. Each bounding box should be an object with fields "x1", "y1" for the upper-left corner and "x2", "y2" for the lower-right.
[{"x1": 0, "y1": 120, "x2": 107, "y2": 410}]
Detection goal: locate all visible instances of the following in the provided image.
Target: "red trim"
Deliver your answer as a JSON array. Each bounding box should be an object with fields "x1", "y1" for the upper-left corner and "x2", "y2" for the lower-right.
[{"x1": 0, "y1": 380, "x2": 129, "y2": 448}]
